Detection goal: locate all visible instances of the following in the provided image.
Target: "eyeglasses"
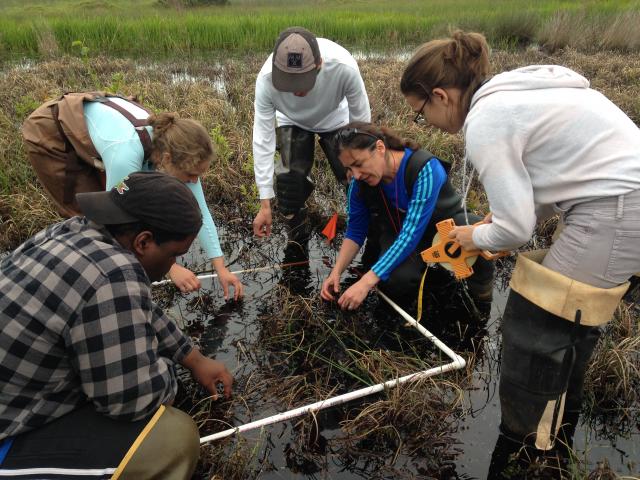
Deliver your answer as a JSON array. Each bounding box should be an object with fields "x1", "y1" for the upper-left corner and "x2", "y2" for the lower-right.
[
  {"x1": 413, "y1": 96, "x2": 429, "y2": 125},
  {"x1": 336, "y1": 128, "x2": 380, "y2": 146}
]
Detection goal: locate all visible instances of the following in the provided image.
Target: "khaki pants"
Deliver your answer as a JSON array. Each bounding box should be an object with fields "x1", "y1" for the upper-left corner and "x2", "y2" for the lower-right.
[{"x1": 545, "y1": 189, "x2": 640, "y2": 288}]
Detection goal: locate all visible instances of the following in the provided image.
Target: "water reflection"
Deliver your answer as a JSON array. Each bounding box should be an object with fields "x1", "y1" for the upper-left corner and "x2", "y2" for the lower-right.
[{"x1": 169, "y1": 70, "x2": 227, "y2": 95}]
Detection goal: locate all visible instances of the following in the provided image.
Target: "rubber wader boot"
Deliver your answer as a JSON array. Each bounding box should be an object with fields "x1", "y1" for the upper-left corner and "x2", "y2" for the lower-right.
[
  {"x1": 488, "y1": 433, "x2": 569, "y2": 480},
  {"x1": 488, "y1": 432, "x2": 530, "y2": 479},
  {"x1": 283, "y1": 208, "x2": 311, "y2": 262},
  {"x1": 274, "y1": 125, "x2": 315, "y2": 218},
  {"x1": 499, "y1": 250, "x2": 628, "y2": 451},
  {"x1": 318, "y1": 130, "x2": 348, "y2": 186}
]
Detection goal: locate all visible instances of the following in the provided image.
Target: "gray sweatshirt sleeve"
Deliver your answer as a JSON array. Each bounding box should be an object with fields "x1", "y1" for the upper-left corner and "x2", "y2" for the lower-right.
[
  {"x1": 466, "y1": 106, "x2": 537, "y2": 251},
  {"x1": 343, "y1": 65, "x2": 371, "y2": 123}
]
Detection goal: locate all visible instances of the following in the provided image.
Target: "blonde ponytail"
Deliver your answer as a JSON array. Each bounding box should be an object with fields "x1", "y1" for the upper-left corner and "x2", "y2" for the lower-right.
[{"x1": 148, "y1": 113, "x2": 214, "y2": 171}]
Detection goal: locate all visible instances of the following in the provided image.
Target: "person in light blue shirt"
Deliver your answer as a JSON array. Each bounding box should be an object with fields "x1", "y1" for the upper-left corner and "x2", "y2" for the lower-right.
[
  {"x1": 321, "y1": 122, "x2": 494, "y2": 311},
  {"x1": 83, "y1": 99, "x2": 243, "y2": 299}
]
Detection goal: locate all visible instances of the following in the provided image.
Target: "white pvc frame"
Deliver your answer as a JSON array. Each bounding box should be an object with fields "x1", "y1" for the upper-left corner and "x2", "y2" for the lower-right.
[
  {"x1": 152, "y1": 267, "x2": 466, "y2": 444},
  {"x1": 151, "y1": 264, "x2": 305, "y2": 287}
]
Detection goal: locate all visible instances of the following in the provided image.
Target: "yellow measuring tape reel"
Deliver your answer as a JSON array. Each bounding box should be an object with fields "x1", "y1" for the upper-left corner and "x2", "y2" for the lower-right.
[{"x1": 414, "y1": 218, "x2": 508, "y2": 322}]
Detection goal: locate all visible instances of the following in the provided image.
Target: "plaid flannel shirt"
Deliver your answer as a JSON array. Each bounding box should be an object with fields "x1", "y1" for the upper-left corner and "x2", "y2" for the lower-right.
[{"x1": 0, "y1": 217, "x2": 193, "y2": 440}]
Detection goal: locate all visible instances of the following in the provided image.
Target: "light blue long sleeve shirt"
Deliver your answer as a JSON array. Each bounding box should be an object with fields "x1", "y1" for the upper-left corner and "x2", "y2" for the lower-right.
[{"x1": 84, "y1": 99, "x2": 223, "y2": 259}]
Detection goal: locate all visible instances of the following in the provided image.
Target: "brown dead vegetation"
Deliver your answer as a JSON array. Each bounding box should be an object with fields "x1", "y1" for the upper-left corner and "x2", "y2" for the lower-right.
[{"x1": 2, "y1": 49, "x2": 640, "y2": 249}]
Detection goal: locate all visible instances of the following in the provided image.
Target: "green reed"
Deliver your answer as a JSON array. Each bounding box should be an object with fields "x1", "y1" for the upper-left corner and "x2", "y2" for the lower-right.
[{"x1": 1, "y1": 0, "x2": 638, "y2": 60}]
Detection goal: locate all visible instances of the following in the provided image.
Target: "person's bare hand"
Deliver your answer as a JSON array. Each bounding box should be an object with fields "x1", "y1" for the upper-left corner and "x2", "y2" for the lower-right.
[
  {"x1": 253, "y1": 205, "x2": 272, "y2": 237},
  {"x1": 169, "y1": 264, "x2": 201, "y2": 293},
  {"x1": 321, "y1": 271, "x2": 342, "y2": 301},
  {"x1": 337, "y1": 279, "x2": 371, "y2": 310},
  {"x1": 217, "y1": 267, "x2": 244, "y2": 301},
  {"x1": 448, "y1": 225, "x2": 478, "y2": 251},
  {"x1": 182, "y1": 349, "x2": 233, "y2": 400}
]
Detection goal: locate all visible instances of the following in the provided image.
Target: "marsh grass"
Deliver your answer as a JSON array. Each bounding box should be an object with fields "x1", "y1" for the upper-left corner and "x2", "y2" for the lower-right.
[
  {"x1": 197, "y1": 432, "x2": 270, "y2": 479},
  {"x1": 1, "y1": 0, "x2": 639, "y2": 59},
  {"x1": 583, "y1": 302, "x2": 640, "y2": 432},
  {"x1": 243, "y1": 283, "x2": 469, "y2": 476},
  {"x1": 255, "y1": 286, "x2": 442, "y2": 398},
  {"x1": 538, "y1": 9, "x2": 640, "y2": 53},
  {"x1": 3, "y1": 48, "x2": 640, "y2": 250},
  {"x1": 0, "y1": 185, "x2": 61, "y2": 250}
]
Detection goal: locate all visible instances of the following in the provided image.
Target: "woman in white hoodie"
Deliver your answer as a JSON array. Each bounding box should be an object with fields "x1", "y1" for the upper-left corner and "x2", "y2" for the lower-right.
[{"x1": 400, "y1": 31, "x2": 640, "y2": 467}]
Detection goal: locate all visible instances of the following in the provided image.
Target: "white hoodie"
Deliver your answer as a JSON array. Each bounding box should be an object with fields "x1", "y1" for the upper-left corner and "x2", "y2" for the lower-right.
[{"x1": 466, "y1": 65, "x2": 640, "y2": 251}]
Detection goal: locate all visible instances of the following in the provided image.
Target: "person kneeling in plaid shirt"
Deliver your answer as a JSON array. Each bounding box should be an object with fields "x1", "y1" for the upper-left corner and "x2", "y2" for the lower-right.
[{"x1": 0, "y1": 171, "x2": 233, "y2": 479}]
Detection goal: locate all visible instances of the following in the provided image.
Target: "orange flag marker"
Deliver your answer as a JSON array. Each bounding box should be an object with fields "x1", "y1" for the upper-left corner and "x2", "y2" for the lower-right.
[{"x1": 321, "y1": 212, "x2": 339, "y2": 244}]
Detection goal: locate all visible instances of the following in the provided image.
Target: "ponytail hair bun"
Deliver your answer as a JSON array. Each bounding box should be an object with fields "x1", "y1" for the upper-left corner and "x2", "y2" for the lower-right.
[
  {"x1": 446, "y1": 31, "x2": 490, "y2": 78},
  {"x1": 148, "y1": 112, "x2": 180, "y2": 137},
  {"x1": 149, "y1": 112, "x2": 215, "y2": 173},
  {"x1": 401, "y1": 30, "x2": 490, "y2": 115}
]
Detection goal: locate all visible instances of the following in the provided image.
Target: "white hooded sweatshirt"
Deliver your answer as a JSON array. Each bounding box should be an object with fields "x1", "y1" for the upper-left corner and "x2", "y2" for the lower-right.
[{"x1": 466, "y1": 65, "x2": 640, "y2": 251}]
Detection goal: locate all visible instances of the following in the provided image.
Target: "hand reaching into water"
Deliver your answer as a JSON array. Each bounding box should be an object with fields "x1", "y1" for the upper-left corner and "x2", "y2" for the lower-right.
[{"x1": 169, "y1": 264, "x2": 201, "y2": 293}]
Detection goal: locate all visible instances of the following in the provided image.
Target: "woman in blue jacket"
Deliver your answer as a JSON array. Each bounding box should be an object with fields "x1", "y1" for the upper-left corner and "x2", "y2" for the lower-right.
[{"x1": 320, "y1": 122, "x2": 492, "y2": 311}]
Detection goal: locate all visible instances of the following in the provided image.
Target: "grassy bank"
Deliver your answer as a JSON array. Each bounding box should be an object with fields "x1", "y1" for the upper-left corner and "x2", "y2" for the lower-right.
[
  {"x1": 2, "y1": 48, "x2": 640, "y2": 251},
  {"x1": 0, "y1": 0, "x2": 639, "y2": 59}
]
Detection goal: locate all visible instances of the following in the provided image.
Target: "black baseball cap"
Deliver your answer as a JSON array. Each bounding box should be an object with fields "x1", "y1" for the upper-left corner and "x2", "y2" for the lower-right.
[{"x1": 76, "y1": 171, "x2": 202, "y2": 234}]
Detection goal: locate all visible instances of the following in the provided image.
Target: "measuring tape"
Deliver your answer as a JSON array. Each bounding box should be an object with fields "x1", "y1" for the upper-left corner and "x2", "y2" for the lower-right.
[{"x1": 420, "y1": 218, "x2": 508, "y2": 280}]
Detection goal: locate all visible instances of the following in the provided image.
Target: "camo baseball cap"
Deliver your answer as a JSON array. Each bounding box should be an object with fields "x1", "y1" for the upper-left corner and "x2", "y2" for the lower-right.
[
  {"x1": 76, "y1": 171, "x2": 202, "y2": 234},
  {"x1": 272, "y1": 26, "x2": 322, "y2": 92}
]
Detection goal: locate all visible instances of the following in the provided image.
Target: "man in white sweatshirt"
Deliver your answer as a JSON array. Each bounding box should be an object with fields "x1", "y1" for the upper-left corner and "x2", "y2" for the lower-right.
[{"x1": 251, "y1": 27, "x2": 371, "y2": 249}]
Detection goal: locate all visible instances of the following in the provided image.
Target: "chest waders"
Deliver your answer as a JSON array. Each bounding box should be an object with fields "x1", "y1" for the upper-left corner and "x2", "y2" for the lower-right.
[
  {"x1": 495, "y1": 250, "x2": 629, "y2": 458},
  {"x1": 273, "y1": 125, "x2": 346, "y2": 258},
  {"x1": 22, "y1": 92, "x2": 152, "y2": 218},
  {"x1": 359, "y1": 149, "x2": 495, "y2": 313},
  {"x1": 2, "y1": 404, "x2": 200, "y2": 480}
]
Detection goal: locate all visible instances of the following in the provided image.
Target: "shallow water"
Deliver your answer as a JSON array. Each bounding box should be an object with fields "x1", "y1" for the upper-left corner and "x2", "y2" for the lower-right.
[
  {"x1": 168, "y1": 69, "x2": 227, "y2": 95},
  {"x1": 156, "y1": 223, "x2": 639, "y2": 479}
]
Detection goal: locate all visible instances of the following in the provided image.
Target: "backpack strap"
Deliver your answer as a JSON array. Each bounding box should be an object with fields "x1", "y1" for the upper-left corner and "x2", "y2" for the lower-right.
[
  {"x1": 92, "y1": 95, "x2": 153, "y2": 161},
  {"x1": 405, "y1": 149, "x2": 463, "y2": 219},
  {"x1": 51, "y1": 102, "x2": 85, "y2": 205},
  {"x1": 404, "y1": 149, "x2": 437, "y2": 195}
]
